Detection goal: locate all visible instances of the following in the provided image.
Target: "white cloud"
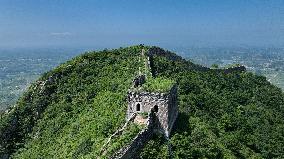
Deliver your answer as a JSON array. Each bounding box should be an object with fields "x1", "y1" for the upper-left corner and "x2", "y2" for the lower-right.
[{"x1": 50, "y1": 32, "x2": 72, "y2": 36}]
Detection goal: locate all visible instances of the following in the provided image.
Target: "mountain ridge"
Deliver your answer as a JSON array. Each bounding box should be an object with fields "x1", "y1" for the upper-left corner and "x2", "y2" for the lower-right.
[{"x1": 1, "y1": 45, "x2": 284, "y2": 158}]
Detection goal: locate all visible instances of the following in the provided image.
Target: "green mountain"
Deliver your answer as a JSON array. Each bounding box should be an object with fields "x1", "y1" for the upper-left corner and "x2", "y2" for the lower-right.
[{"x1": 1, "y1": 46, "x2": 284, "y2": 158}]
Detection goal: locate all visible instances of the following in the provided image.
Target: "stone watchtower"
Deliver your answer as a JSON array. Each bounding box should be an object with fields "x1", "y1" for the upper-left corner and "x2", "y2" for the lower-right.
[{"x1": 126, "y1": 75, "x2": 178, "y2": 137}]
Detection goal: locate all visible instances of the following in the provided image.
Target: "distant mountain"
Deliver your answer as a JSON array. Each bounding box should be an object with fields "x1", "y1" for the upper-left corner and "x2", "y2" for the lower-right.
[{"x1": 1, "y1": 46, "x2": 284, "y2": 158}]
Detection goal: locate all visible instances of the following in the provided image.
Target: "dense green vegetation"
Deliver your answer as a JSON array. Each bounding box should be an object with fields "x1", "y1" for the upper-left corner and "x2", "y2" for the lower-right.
[
  {"x1": 141, "y1": 48, "x2": 284, "y2": 158},
  {"x1": 98, "y1": 122, "x2": 143, "y2": 158},
  {"x1": 0, "y1": 45, "x2": 147, "y2": 158},
  {"x1": 1, "y1": 46, "x2": 284, "y2": 158},
  {"x1": 141, "y1": 77, "x2": 175, "y2": 93},
  {"x1": 140, "y1": 134, "x2": 169, "y2": 159}
]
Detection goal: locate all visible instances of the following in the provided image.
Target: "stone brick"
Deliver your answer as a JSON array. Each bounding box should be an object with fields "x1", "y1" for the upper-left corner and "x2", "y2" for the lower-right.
[{"x1": 127, "y1": 85, "x2": 178, "y2": 137}]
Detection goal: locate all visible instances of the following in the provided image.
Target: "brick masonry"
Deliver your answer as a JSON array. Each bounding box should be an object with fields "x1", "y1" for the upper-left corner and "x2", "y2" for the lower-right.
[{"x1": 127, "y1": 85, "x2": 178, "y2": 137}]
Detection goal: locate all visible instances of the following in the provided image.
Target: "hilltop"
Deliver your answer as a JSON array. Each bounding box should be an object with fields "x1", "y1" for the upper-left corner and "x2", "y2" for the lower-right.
[{"x1": 1, "y1": 45, "x2": 284, "y2": 158}]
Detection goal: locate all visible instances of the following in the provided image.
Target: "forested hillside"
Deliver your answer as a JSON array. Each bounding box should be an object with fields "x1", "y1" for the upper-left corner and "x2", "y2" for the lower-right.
[
  {"x1": 141, "y1": 47, "x2": 284, "y2": 158},
  {"x1": 0, "y1": 46, "x2": 147, "y2": 158},
  {"x1": 1, "y1": 46, "x2": 284, "y2": 159}
]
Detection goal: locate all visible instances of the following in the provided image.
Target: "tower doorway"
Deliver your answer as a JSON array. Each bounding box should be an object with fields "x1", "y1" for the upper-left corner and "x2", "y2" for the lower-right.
[
  {"x1": 136, "y1": 103, "x2": 141, "y2": 111},
  {"x1": 154, "y1": 105, "x2": 158, "y2": 113}
]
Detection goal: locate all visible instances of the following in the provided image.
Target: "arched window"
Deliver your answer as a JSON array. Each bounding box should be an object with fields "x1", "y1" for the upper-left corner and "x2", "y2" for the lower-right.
[
  {"x1": 154, "y1": 105, "x2": 158, "y2": 112},
  {"x1": 136, "y1": 103, "x2": 141, "y2": 111}
]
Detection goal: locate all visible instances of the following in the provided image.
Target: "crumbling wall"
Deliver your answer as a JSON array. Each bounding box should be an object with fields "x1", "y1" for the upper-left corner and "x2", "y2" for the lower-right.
[
  {"x1": 132, "y1": 75, "x2": 146, "y2": 88},
  {"x1": 127, "y1": 91, "x2": 168, "y2": 119},
  {"x1": 223, "y1": 65, "x2": 246, "y2": 74},
  {"x1": 166, "y1": 85, "x2": 178, "y2": 136},
  {"x1": 127, "y1": 85, "x2": 178, "y2": 137},
  {"x1": 111, "y1": 111, "x2": 155, "y2": 159}
]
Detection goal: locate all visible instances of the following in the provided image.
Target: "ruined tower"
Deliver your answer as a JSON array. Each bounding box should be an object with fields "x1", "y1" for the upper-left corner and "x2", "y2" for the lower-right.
[{"x1": 126, "y1": 76, "x2": 178, "y2": 137}]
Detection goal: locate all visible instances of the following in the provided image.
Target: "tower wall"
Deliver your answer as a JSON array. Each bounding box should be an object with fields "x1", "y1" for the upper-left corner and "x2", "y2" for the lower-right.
[
  {"x1": 166, "y1": 85, "x2": 178, "y2": 136},
  {"x1": 127, "y1": 85, "x2": 178, "y2": 137}
]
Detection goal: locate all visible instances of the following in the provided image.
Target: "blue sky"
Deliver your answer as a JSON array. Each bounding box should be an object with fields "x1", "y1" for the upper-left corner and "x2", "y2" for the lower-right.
[{"x1": 0, "y1": 0, "x2": 283, "y2": 48}]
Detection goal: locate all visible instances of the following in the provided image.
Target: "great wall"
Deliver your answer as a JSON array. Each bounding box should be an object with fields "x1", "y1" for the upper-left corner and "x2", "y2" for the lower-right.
[
  {"x1": 1, "y1": 47, "x2": 247, "y2": 159},
  {"x1": 106, "y1": 48, "x2": 247, "y2": 158}
]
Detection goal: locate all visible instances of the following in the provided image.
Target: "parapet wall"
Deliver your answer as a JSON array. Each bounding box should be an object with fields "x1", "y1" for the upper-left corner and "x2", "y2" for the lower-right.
[
  {"x1": 166, "y1": 85, "x2": 178, "y2": 136},
  {"x1": 111, "y1": 111, "x2": 155, "y2": 159},
  {"x1": 193, "y1": 64, "x2": 246, "y2": 74},
  {"x1": 144, "y1": 50, "x2": 153, "y2": 77},
  {"x1": 223, "y1": 65, "x2": 246, "y2": 74}
]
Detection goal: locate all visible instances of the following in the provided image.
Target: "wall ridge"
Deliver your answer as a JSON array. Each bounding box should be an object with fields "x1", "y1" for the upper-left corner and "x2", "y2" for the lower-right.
[
  {"x1": 111, "y1": 48, "x2": 178, "y2": 158},
  {"x1": 111, "y1": 109, "x2": 156, "y2": 159}
]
